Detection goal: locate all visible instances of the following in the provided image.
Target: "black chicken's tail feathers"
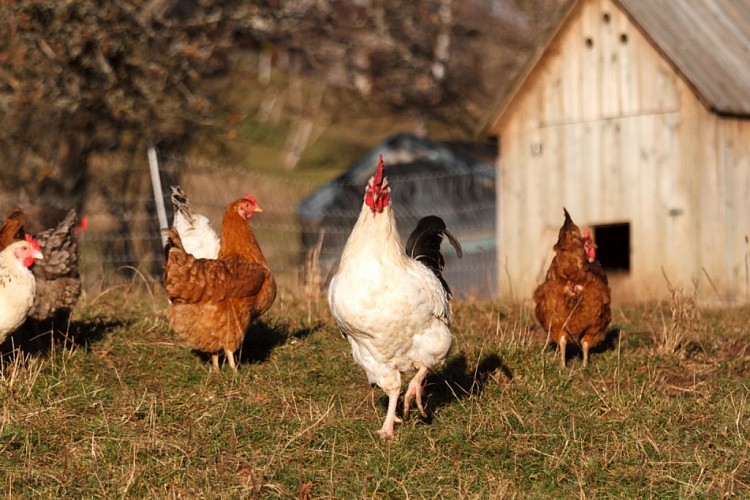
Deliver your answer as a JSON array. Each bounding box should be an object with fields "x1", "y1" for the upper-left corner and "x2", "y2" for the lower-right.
[
  {"x1": 170, "y1": 185, "x2": 194, "y2": 224},
  {"x1": 405, "y1": 215, "x2": 463, "y2": 297}
]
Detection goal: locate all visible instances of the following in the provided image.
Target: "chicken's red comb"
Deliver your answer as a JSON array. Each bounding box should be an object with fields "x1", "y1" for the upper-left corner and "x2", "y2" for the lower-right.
[
  {"x1": 582, "y1": 230, "x2": 590, "y2": 238},
  {"x1": 25, "y1": 234, "x2": 41, "y2": 251},
  {"x1": 244, "y1": 194, "x2": 257, "y2": 204},
  {"x1": 373, "y1": 154, "x2": 385, "y2": 188}
]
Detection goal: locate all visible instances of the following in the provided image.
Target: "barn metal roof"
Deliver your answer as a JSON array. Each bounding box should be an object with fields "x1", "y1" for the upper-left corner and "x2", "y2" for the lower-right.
[
  {"x1": 616, "y1": 0, "x2": 750, "y2": 117},
  {"x1": 479, "y1": 0, "x2": 750, "y2": 134}
]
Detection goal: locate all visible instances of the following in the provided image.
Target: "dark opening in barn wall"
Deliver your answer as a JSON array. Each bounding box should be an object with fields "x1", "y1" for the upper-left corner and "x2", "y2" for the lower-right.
[{"x1": 594, "y1": 222, "x2": 630, "y2": 272}]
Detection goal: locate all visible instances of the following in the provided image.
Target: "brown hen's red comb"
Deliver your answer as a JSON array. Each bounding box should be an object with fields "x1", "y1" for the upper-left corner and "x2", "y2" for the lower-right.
[
  {"x1": 373, "y1": 154, "x2": 385, "y2": 188},
  {"x1": 244, "y1": 194, "x2": 257, "y2": 204},
  {"x1": 25, "y1": 234, "x2": 40, "y2": 251}
]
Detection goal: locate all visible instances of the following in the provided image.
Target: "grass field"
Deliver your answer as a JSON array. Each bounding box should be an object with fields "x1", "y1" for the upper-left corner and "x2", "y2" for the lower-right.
[{"x1": 1, "y1": 284, "x2": 748, "y2": 498}]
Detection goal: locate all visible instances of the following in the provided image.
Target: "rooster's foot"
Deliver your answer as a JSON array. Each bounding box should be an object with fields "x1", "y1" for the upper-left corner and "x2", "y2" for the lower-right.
[
  {"x1": 378, "y1": 388, "x2": 401, "y2": 439},
  {"x1": 403, "y1": 367, "x2": 429, "y2": 419}
]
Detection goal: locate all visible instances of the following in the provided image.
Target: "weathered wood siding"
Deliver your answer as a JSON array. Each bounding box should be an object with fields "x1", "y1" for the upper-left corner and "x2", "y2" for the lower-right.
[
  {"x1": 493, "y1": 0, "x2": 750, "y2": 303},
  {"x1": 702, "y1": 115, "x2": 750, "y2": 303}
]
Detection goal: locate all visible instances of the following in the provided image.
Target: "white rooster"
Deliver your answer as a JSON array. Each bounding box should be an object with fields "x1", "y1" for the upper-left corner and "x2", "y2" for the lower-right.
[
  {"x1": 328, "y1": 154, "x2": 462, "y2": 439},
  {"x1": 170, "y1": 185, "x2": 221, "y2": 259},
  {"x1": 0, "y1": 235, "x2": 44, "y2": 344}
]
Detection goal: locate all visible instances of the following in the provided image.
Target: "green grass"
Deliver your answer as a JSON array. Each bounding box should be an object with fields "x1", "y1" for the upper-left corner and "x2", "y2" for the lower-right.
[{"x1": 1, "y1": 289, "x2": 749, "y2": 498}]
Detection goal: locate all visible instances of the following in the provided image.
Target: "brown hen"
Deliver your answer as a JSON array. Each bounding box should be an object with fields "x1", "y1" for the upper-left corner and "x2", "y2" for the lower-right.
[
  {"x1": 533, "y1": 208, "x2": 611, "y2": 368},
  {"x1": 164, "y1": 195, "x2": 276, "y2": 372}
]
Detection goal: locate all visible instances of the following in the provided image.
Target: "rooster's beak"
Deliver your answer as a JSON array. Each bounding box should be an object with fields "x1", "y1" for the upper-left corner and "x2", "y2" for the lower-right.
[{"x1": 33, "y1": 250, "x2": 44, "y2": 260}]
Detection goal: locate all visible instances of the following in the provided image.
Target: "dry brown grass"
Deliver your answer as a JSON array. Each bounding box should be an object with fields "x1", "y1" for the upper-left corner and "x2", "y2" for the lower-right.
[
  {"x1": 656, "y1": 271, "x2": 706, "y2": 356},
  {"x1": 0, "y1": 288, "x2": 748, "y2": 497}
]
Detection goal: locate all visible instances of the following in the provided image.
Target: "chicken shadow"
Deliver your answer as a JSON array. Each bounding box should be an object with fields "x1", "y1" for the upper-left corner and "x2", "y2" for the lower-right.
[
  {"x1": 549, "y1": 327, "x2": 621, "y2": 365},
  {"x1": 380, "y1": 352, "x2": 512, "y2": 423},
  {"x1": 192, "y1": 319, "x2": 325, "y2": 367},
  {"x1": 0, "y1": 316, "x2": 128, "y2": 360}
]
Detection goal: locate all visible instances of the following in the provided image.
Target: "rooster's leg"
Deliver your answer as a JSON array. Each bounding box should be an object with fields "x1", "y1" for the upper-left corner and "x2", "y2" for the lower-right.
[
  {"x1": 403, "y1": 367, "x2": 429, "y2": 418},
  {"x1": 225, "y1": 349, "x2": 237, "y2": 372},
  {"x1": 377, "y1": 388, "x2": 402, "y2": 439},
  {"x1": 559, "y1": 335, "x2": 567, "y2": 368},
  {"x1": 212, "y1": 353, "x2": 220, "y2": 371},
  {"x1": 582, "y1": 340, "x2": 590, "y2": 368}
]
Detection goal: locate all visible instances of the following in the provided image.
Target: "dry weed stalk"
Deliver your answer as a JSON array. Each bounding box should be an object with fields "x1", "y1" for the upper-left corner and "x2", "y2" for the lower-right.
[
  {"x1": 0, "y1": 349, "x2": 45, "y2": 399},
  {"x1": 303, "y1": 229, "x2": 325, "y2": 323},
  {"x1": 496, "y1": 305, "x2": 535, "y2": 349},
  {"x1": 657, "y1": 270, "x2": 705, "y2": 355}
]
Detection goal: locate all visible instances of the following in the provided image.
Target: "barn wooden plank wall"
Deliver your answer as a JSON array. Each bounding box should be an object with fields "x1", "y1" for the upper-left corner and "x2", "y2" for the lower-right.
[{"x1": 489, "y1": 0, "x2": 750, "y2": 304}]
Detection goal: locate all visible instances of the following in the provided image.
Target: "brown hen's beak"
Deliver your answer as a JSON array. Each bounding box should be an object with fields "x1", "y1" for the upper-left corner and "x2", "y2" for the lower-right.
[{"x1": 254, "y1": 206, "x2": 263, "y2": 213}]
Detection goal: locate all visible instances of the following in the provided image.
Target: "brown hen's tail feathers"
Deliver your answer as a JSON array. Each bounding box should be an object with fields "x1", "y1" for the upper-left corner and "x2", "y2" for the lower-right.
[
  {"x1": 163, "y1": 227, "x2": 185, "y2": 255},
  {"x1": 563, "y1": 207, "x2": 572, "y2": 222},
  {"x1": 562, "y1": 207, "x2": 576, "y2": 233},
  {"x1": 0, "y1": 208, "x2": 25, "y2": 250},
  {"x1": 405, "y1": 215, "x2": 463, "y2": 298}
]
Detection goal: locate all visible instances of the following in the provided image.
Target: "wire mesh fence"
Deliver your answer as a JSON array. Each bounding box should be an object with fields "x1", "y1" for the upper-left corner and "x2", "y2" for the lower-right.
[{"x1": 1, "y1": 152, "x2": 497, "y2": 298}]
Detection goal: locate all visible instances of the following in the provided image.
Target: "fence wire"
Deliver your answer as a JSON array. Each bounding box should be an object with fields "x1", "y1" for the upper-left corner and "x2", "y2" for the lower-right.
[{"x1": 1, "y1": 153, "x2": 497, "y2": 298}]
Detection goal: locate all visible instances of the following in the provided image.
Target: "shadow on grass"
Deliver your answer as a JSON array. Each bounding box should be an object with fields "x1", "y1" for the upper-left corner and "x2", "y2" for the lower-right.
[
  {"x1": 593, "y1": 327, "x2": 621, "y2": 355},
  {"x1": 239, "y1": 319, "x2": 324, "y2": 365},
  {"x1": 0, "y1": 314, "x2": 128, "y2": 360},
  {"x1": 547, "y1": 327, "x2": 621, "y2": 365},
  {"x1": 378, "y1": 352, "x2": 513, "y2": 423},
  {"x1": 193, "y1": 319, "x2": 325, "y2": 368}
]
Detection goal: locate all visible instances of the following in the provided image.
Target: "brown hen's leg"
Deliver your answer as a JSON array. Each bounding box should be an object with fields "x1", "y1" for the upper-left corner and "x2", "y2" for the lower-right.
[
  {"x1": 582, "y1": 340, "x2": 590, "y2": 368},
  {"x1": 225, "y1": 349, "x2": 237, "y2": 372},
  {"x1": 403, "y1": 367, "x2": 429, "y2": 418},
  {"x1": 212, "y1": 353, "x2": 220, "y2": 371},
  {"x1": 377, "y1": 388, "x2": 402, "y2": 439},
  {"x1": 559, "y1": 335, "x2": 567, "y2": 369}
]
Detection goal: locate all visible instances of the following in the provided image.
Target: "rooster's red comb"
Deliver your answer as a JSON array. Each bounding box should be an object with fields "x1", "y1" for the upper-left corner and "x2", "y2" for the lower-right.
[
  {"x1": 373, "y1": 154, "x2": 385, "y2": 188},
  {"x1": 25, "y1": 234, "x2": 40, "y2": 251}
]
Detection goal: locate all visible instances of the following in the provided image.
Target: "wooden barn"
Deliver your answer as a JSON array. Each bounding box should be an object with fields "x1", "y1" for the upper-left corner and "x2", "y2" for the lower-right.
[{"x1": 482, "y1": 0, "x2": 750, "y2": 304}]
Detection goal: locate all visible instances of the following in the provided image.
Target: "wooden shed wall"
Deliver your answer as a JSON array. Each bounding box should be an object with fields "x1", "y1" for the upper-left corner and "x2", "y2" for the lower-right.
[
  {"x1": 701, "y1": 116, "x2": 750, "y2": 304},
  {"x1": 493, "y1": 0, "x2": 750, "y2": 303}
]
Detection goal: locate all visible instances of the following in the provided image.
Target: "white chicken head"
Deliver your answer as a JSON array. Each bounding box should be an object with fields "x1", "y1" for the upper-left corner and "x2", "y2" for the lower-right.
[
  {"x1": 10, "y1": 235, "x2": 44, "y2": 268},
  {"x1": 365, "y1": 154, "x2": 391, "y2": 215}
]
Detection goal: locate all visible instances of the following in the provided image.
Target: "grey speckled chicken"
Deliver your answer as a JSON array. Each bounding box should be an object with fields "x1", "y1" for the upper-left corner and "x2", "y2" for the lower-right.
[{"x1": 27, "y1": 208, "x2": 82, "y2": 330}]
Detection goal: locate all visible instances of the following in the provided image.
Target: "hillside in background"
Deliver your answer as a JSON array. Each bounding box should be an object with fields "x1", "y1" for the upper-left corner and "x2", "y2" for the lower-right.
[
  {"x1": 195, "y1": 0, "x2": 574, "y2": 175},
  {"x1": 0, "y1": 0, "x2": 573, "y2": 289},
  {"x1": 0, "y1": 0, "x2": 574, "y2": 193}
]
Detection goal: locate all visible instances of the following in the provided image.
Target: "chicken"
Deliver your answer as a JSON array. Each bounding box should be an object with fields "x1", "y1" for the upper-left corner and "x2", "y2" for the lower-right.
[
  {"x1": 26, "y1": 208, "x2": 83, "y2": 326},
  {"x1": 170, "y1": 185, "x2": 220, "y2": 259},
  {"x1": 0, "y1": 208, "x2": 24, "y2": 249},
  {"x1": 328, "y1": 155, "x2": 463, "y2": 439},
  {"x1": 533, "y1": 208, "x2": 611, "y2": 368},
  {"x1": 0, "y1": 236, "x2": 44, "y2": 345},
  {"x1": 0, "y1": 207, "x2": 83, "y2": 335},
  {"x1": 164, "y1": 194, "x2": 277, "y2": 372}
]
